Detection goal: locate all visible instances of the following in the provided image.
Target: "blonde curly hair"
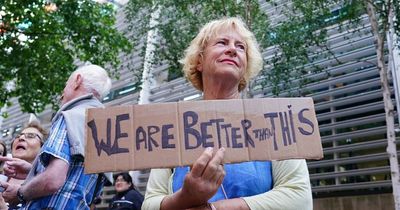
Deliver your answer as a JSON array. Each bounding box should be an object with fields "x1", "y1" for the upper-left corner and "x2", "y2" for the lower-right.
[{"x1": 181, "y1": 17, "x2": 263, "y2": 92}]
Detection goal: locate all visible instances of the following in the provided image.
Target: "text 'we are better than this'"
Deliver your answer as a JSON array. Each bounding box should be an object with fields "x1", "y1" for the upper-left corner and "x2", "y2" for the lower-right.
[{"x1": 84, "y1": 98, "x2": 323, "y2": 173}]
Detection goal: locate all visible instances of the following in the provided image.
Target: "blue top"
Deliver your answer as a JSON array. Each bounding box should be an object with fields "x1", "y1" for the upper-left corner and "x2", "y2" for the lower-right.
[
  {"x1": 172, "y1": 161, "x2": 273, "y2": 202},
  {"x1": 109, "y1": 188, "x2": 144, "y2": 210},
  {"x1": 23, "y1": 117, "x2": 102, "y2": 210}
]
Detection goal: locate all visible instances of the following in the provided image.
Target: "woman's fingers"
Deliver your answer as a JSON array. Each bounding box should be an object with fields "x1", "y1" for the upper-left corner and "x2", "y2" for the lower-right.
[
  {"x1": 216, "y1": 165, "x2": 226, "y2": 186},
  {"x1": 181, "y1": 147, "x2": 226, "y2": 206},
  {"x1": 0, "y1": 157, "x2": 13, "y2": 162},
  {"x1": 191, "y1": 147, "x2": 213, "y2": 178},
  {"x1": 202, "y1": 147, "x2": 225, "y2": 180},
  {"x1": 3, "y1": 166, "x2": 14, "y2": 174}
]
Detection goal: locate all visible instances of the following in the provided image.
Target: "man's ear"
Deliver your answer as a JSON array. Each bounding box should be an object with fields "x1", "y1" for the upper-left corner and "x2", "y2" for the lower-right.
[{"x1": 74, "y1": 74, "x2": 83, "y2": 90}]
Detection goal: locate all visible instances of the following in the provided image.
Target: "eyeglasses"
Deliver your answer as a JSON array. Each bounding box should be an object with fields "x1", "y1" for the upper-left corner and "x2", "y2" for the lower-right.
[{"x1": 15, "y1": 132, "x2": 42, "y2": 141}]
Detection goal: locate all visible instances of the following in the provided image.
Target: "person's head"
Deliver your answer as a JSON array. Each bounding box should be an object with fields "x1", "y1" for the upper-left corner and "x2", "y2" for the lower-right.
[
  {"x1": 114, "y1": 172, "x2": 134, "y2": 193},
  {"x1": 0, "y1": 141, "x2": 6, "y2": 158},
  {"x1": 11, "y1": 121, "x2": 48, "y2": 163},
  {"x1": 181, "y1": 17, "x2": 263, "y2": 92},
  {"x1": 0, "y1": 141, "x2": 7, "y2": 167},
  {"x1": 61, "y1": 64, "x2": 112, "y2": 105}
]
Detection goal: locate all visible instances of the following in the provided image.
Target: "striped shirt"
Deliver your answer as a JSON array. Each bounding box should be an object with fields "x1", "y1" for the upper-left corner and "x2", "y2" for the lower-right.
[{"x1": 22, "y1": 116, "x2": 103, "y2": 210}]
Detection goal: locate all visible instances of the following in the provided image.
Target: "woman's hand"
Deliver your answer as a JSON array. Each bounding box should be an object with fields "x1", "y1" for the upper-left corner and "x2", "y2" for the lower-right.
[
  {"x1": 0, "y1": 192, "x2": 8, "y2": 210},
  {"x1": 186, "y1": 203, "x2": 214, "y2": 210},
  {"x1": 182, "y1": 147, "x2": 225, "y2": 206},
  {"x1": 161, "y1": 147, "x2": 225, "y2": 210},
  {"x1": 0, "y1": 156, "x2": 32, "y2": 179},
  {"x1": 0, "y1": 181, "x2": 19, "y2": 206}
]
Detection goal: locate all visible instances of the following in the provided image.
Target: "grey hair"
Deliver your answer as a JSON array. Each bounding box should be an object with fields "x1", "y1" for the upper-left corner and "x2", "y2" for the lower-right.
[{"x1": 72, "y1": 64, "x2": 112, "y2": 99}]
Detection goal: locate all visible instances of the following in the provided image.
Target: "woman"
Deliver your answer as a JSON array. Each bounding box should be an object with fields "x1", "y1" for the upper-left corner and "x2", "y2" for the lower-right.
[
  {"x1": 7, "y1": 122, "x2": 47, "y2": 183},
  {"x1": 109, "y1": 172, "x2": 144, "y2": 210},
  {"x1": 142, "y1": 17, "x2": 313, "y2": 210},
  {"x1": 0, "y1": 141, "x2": 7, "y2": 174},
  {"x1": 0, "y1": 121, "x2": 47, "y2": 209}
]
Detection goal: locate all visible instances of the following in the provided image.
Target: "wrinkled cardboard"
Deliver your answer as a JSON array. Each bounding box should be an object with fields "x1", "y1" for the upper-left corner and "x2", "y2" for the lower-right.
[{"x1": 85, "y1": 98, "x2": 323, "y2": 174}]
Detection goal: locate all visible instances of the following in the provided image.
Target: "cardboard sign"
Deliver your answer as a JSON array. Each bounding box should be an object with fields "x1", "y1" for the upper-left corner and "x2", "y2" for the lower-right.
[{"x1": 85, "y1": 98, "x2": 323, "y2": 173}]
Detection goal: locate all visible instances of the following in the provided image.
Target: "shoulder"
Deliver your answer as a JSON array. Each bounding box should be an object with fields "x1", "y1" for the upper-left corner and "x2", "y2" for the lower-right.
[
  {"x1": 110, "y1": 194, "x2": 120, "y2": 202},
  {"x1": 52, "y1": 115, "x2": 67, "y2": 128},
  {"x1": 126, "y1": 189, "x2": 144, "y2": 199},
  {"x1": 61, "y1": 107, "x2": 86, "y2": 120},
  {"x1": 47, "y1": 116, "x2": 68, "y2": 143}
]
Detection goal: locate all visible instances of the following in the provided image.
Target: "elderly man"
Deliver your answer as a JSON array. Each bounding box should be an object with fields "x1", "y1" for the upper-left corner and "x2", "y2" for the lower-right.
[{"x1": 0, "y1": 64, "x2": 112, "y2": 209}]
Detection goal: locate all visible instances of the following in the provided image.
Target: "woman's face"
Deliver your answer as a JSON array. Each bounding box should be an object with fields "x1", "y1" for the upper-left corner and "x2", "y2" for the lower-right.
[
  {"x1": 12, "y1": 127, "x2": 43, "y2": 163},
  {"x1": 115, "y1": 175, "x2": 132, "y2": 193},
  {"x1": 0, "y1": 144, "x2": 6, "y2": 164},
  {"x1": 0, "y1": 144, "x2": 5, "y2": 157},
  {"x1": 198, "y1": 28, "x2": 247, "y2": 85}
]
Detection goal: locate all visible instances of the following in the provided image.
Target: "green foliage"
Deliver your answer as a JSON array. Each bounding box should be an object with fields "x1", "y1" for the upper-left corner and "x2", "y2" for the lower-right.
[
  {"x1": 394, "y1": 0, "x2": 400, "y2": 38},
  {"x1": 0, "y1": 0, "x2": 132, "y2": 114},
  {"x1": 124, "y1": 0, "x2": 347, "y2": 96},
  {"x1": 125, "y1": 0, "x2": 269, "y2": 81},
  {"x1": 124, "y1": 0, "x2": 400, "y2": 96},
  {"x1": 264, "y1": 0, "x2": 363, "y2": 93}
]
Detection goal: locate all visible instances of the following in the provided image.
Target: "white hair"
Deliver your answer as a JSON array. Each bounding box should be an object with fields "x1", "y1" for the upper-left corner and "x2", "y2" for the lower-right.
[{"x1": 72, "y1": 64, "x2": 112, "y2": 99}]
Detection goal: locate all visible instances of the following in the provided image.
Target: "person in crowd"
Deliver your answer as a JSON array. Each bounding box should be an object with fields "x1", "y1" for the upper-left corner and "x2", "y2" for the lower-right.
[
  {"x1": 0, "y1": 141, "x2": 7, "y2": 173},
  {"x1": 142, "y1": 17, "x2": 313, "y2": 210},
  {"x1": 0, "y1": 140, "x2": 7, "y2": 210},
  {"x1": 7, "y1": 122, "x2": 48, "y2": 182},
  {"x1": 0, "y1": 121, "x2": 48, "y2": 209},
  {"x1": 109, "y1": 172, "x2": 144, "y2": 210},
  {"x1": 0, "y1": 64, "x2": 112, "y2": 209},
  {"x1": 0, "y1": 141, "x2": 6, "y2": 157}
]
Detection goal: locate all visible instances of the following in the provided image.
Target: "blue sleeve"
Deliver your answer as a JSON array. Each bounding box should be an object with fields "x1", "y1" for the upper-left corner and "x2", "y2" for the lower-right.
[
  {"x1": 95, "y1": 176, "x2": 105, "y2": 198},
  {"x1": 40, "y1": 116, "x2": 71, "y2": 167}
]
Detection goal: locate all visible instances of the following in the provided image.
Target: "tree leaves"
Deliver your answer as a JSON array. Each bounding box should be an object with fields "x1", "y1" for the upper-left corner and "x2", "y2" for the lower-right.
[
  {"x1": 0, "y1": 0, "x2": 132, "y2": 114},
  {"x1": 124, "y1": 0, "x2": 269, "y2": 81},
  {"x1": 124, "y1": 0, "x2": 399, "y2": 98}
]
